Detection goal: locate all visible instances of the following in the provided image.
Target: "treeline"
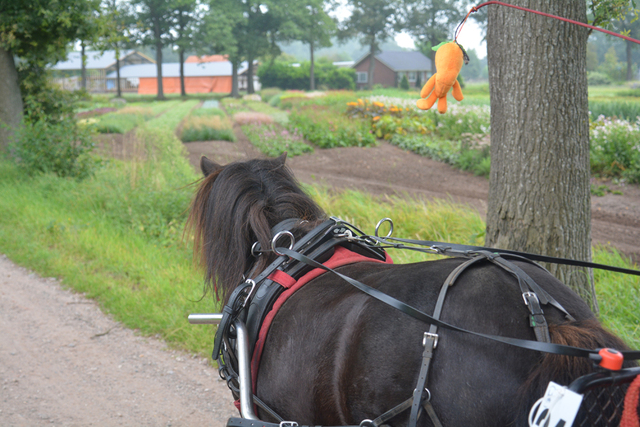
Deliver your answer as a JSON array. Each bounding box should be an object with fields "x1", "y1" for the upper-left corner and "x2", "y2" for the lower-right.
[{"x1": 258, "y1": 61, "x2": 356, "y2": 91}]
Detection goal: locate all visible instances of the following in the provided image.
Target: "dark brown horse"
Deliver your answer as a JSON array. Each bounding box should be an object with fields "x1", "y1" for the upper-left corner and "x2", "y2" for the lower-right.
[{"x1": 186, "y1": 154, "x2": 631, "y2": 426}]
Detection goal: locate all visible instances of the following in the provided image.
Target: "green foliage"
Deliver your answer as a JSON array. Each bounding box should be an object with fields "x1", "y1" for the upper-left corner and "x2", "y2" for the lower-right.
[
  {"x1": 8, "y1": 119, "x2": 99, "y2": 180},
  {"x1": 590, "y1": 116, "x2": 640, "y2": 183},
  {"x1": 180, "y1": 115, "x2": 235, "y2": 143},
  {"x1": 596, "y1": 46, "x2": 628, "y2": 82},
  {"x1": 289, "y1": 106, "x2": 377, "y2": 148},
  {"x1": 589, "y1": 100, "x2": 640, "y2": 122},
  {"x1": 258, "y1": 61, "x2": 355, "y2": 90},
  {"x1": 588, "y1": 72, "x2": 613, "y2": 86},
  {"x1": 241, "y1": 124, "x2": 313, "y2": 157},
  {"x1": 400, "y1": 74, "x2": 410, "y2": 90},
  {"x1": 259, "y1": 88, "x2": 283, "y2": 103}
]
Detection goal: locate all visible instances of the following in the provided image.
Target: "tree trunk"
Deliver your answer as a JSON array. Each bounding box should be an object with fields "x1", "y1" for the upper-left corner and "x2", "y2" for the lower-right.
[
  {"x1": 231, "y1": 59, "x2": 240, "y2": 98},
  {"x1": 0, "y1": 47, "x2": 23, "y2": 152},
  {"x1": 81, "y1": 41, "x2": 87, "y2": 91},
  {"x1": 247, "y1": 57, "x2": 255, "y2": 94},
  {"x1": 116, "y1": 54, "x2": 122, "y2": 98},
  {"x1": 368, "y1": 41, "x2": 376, "y2": 90},
  {"x1": 486, "y1": 1, "x2": 597, "y2": 312},
  {"x1": 310, "y1": 42, "x2": 315, "y2": 91},
  {"x1": 180, "y1": 48, "x2": 186, "y2": 96},
  {"x1": 155, "y1": 41, "x2": 165, "y2": 100},
  {"x1": 626, "y1": 40, "x2": 633, "y2": 81}
]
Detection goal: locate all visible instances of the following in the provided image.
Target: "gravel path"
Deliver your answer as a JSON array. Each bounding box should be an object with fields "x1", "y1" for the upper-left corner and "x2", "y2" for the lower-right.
[{"x1": 0, "y1": 254, "x2": 237, "y2": 427}]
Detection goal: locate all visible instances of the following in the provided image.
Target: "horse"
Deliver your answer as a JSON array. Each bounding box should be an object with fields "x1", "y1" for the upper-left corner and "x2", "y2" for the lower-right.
[{"x1": 186, "y1": 154, "x2": 632, "y2": 427}]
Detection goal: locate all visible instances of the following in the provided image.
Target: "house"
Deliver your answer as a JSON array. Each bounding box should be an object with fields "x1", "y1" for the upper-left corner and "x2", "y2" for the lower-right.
[
  {"x1": 51, "y1": 50, "x2": 155, "y2": 92},
  {"x1": 352, "y1": 51, "x2": 432, "y2": 89},
  {"x1": 107, "y1": 60, "x2": 260, "y2": 94},
  {"x1": 185, "y1": 54, "x2": 228, "y2": 63}
]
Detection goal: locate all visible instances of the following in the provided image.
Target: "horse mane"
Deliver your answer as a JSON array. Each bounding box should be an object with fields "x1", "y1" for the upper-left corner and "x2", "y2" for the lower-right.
[{"x1": 186, "y1": 156, "x2": 327, "y2": 304}]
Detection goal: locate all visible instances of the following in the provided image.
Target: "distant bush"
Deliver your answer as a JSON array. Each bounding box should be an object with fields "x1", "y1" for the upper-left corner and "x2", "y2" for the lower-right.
[
  {"x1": 242, "y1": 124, "x2": 313, "y2": 157},
  {"x1": 587, "y1": 72, "x2": 613, "y2": 86},
  {"x1": 589, "y1": 100, "x2": 640, "y2": 122},
  {"x1": 289, "y1": 106, "x2": 376, "y2": 148},
  {"x1": 9, "y1": 119, "x2": 98, "y2": 179},
  {"x1": 258, "y1": 61, "x2": 355, "y2": 90},
  {"x1": 259, "y1": 87, "x2": 282, "y2": 103},
  {"x1": 400, "y1": 74, "x2": 410, "y2": 90},
  {"x1": 180, "y1": 115, "x2": 235, "y2": 142}
]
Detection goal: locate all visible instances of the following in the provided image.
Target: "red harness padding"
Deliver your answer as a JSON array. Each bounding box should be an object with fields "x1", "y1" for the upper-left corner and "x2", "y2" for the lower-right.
[
  {"x1": 621, "y1": 375, "x2": 640, "y2": 427},
  {"x1": 251, "y1": 246, "x2": 393, "y2": 392}
]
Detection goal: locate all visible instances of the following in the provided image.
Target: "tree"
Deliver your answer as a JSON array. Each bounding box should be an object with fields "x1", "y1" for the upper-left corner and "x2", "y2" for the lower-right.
[
  {"x1": 131, "y1": 0, "x2": 176, "y2": 100},
  {"x1": 0, "y1": 0, "x2": 98, "y2": 151},
  {"x1": 339, "y1": 0, "x2": 397, "y2": 90},
  {"x1": 96, "y1": 0, "x2": 133, "y2": 98},
  {"x1": 397, "y1": 0, "x2": 470, "y2": 72},
  {"x1": 486, "y1": 1, "x2": 597, "y2": 310},
  {"x1": 289, "y1": 0, "x2": 336, "y2": 90},
  {"x1": 609, "y1": 10, "x2": 640, "y2": 80},
  {"x1": 173, "y1": 0, "x2": 199, "y2": 96},
  {"x1": 201, "y1": 0, "x2": 244, "y2": 97}
]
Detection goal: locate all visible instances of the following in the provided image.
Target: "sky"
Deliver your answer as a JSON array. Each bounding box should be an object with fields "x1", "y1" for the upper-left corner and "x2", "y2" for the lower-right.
[
  {"x1": 395, "y1": 19, "x2": 487, "y2": 59},
  {"x1": 331, "y1": 2, "x2": 487, "y2": 59}
]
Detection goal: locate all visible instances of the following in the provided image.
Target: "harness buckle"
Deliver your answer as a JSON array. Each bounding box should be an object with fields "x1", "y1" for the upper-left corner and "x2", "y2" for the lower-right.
[
  {"x1": 423, "y1": 332, "x2": 439, "y2": 349},
  {"x1": 280, "y1": 422, "x2": 299, "y2": 427},
  {"x1": 522, "y1": 291, "x2": 539, "y2": 306},
  {"x1": 241, "y1": 279, "x2": 256, "y2": 308}
]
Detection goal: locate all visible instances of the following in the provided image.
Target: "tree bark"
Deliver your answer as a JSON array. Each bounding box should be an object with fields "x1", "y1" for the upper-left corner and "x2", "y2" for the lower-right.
[
  {"x1": 81, "y1": 41, "x2": 87, "y2": 91},
  {"x1": 155, "y1": 41, "x2": 165, "y2": 100},
  {"x1": 180, "y1": 49, "x2": 186, "y2": 97},
  {"x1": 116, "y1": 55, "x2": 122, "y2": 98},
  {"x1": 231, "y1": 59, "x2": 239, "y2": 98},
  {"x1": 310, "y1": 42, "x2": 315, "y2": 91},
  {"x1": 0, "y1": 47, "x2": 24, "y2": 152},
  {"x1": 247, "y1": 57, "x2": 255, "y2": 94},
  {"x1": 486, "y1": 1, "x2": 597, "y2": 312},
  {"x1": 368, "y1": 40, "x2": 376, "y2": 90}
]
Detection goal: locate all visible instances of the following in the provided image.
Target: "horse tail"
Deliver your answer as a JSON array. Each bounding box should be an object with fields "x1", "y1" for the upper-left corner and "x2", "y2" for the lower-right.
[{"x1": 517, "y1": 318, "x2": 635, "y2": 425}]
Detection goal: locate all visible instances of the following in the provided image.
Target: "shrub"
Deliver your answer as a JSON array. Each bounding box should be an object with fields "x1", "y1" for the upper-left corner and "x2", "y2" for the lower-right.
[
  {"x1": 180, "y1": 115, "x2": 235, "y2": 142},
  {"x1": 590, "y1": 115, "x2": 640, "y2": 183},
  {"x1": 587, "y1": 72, "x2": 613, "y2": 86},
  {"x1": 233, "y1": 112, "x2": 273, "y2": 125},
  {"x1": 289, "y1": 106, "x2": 377, "y2": 148},
  {"x1": 9, "y1": 119, "x2": 98, "y2": 179},
  {"x1": 257, "y1": 61, "x2": 355, "y2": 90},
  {"x1": 242, "y1": 124, "x2": 313, "y2": 157},
  {"x1": 589, "y1": 100, "x2": 640, "y2": 122},
  {"x1": 259, "y1": 87, "x2": 283, "y2": 103},
  {"x1": 400, "y1": 75, "x2": 410, "y2": 90}
]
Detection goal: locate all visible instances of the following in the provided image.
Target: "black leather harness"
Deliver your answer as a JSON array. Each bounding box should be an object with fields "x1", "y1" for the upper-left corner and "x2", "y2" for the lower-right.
[{"x1": 214, "y1": 217, "x2": 640, "y2": 427}]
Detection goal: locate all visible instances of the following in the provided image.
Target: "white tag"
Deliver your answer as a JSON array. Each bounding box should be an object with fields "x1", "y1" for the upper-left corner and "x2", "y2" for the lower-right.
[{"x1": 530, "y1": 381, "x2": 583, "y2": 427}]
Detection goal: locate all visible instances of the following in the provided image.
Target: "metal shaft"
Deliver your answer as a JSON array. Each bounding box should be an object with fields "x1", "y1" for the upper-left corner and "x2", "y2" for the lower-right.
[
  {"x1": 234, "y1": 320, "x2": 259, "y2": 420},
  {"x1": 187, "y1": 313, "x2": 223, "y2": 324}
]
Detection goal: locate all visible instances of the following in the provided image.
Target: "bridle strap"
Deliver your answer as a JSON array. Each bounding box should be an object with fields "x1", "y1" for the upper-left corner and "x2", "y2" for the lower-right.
[{"x1": 278, "y1": 247, "x2": 640, "y2": 360}]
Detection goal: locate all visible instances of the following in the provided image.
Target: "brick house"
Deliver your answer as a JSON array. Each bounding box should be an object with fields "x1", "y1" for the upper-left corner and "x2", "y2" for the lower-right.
[{"x1": 352, "y1": 51, "x2": 432, "y2": 89}]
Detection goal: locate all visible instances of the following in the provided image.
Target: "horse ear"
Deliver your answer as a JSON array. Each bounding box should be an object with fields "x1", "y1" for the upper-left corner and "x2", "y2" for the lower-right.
[
  {"x1": 275, "y1": 152, "x2": 287, "y2": 166},
  {"x1": 200, "y1": 156, "x2": 223, "y2": 177}
]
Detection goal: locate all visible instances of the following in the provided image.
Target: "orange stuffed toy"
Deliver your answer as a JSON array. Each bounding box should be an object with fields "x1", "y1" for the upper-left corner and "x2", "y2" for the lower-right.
[{"x1": 417, "y1": 41, "x2": 467, "y2": 114}]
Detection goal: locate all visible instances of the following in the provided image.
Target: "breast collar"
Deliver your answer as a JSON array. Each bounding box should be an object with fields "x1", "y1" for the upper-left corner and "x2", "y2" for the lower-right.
[{"x1": 212, "y1": 217, "x2": 389, "y2": 367}]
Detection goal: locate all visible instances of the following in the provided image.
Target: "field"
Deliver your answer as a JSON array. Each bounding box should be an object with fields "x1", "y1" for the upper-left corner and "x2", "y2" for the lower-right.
[{"x1": 0, "y1": 85, "x2": 638, "y2": 357}]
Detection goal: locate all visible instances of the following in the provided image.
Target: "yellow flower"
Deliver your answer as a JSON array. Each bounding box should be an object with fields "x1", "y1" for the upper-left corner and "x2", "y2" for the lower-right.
[
  {"x1": 373, "y1": 116, "x2": 380, "y2": 121},
  {"x1": 373, "y1": 101, "x2": 384, "y2": 107}
]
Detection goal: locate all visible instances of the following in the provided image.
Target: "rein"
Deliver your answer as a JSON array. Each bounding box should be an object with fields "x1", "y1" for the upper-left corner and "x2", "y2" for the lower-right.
[{"x1": 218, "y1": 217, "x2": 640, "y2": 427}]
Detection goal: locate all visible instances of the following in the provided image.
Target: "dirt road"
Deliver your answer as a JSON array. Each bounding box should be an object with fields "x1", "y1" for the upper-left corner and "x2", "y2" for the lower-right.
[{"x1": 0, "y1": 254, "x2": 237, "y2": 426}]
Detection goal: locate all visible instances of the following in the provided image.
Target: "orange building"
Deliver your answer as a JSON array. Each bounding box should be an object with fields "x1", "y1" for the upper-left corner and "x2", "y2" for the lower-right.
[{"x1": 107, "y1": 61, "x2": 248, "y2": 94}]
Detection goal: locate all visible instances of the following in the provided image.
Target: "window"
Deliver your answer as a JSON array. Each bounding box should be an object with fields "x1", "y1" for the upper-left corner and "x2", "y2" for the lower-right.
[
  {"x1": 357, "y1": 72, "x2": 368, "y2": 83},
  {"x1": 408, "y1": 72, "x2": 417, "y2": 82}
]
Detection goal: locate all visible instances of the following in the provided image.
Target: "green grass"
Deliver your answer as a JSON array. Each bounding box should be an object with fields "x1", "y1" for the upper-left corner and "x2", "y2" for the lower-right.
[{"x1": 0, "y1": 93, "x2": 638, "y2": 358}]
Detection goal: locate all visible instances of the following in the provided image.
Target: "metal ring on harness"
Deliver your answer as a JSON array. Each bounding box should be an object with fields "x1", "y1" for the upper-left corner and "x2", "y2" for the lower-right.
[
  {"x1": 272, "y1": 231, "x2": 295, "y2": 256},
  {"x1": 251, "y1": 241, "x2": 262, "y2": 257},
  {"x1": 375, "y1": 217, "x2": 394, "y2": 239}
]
